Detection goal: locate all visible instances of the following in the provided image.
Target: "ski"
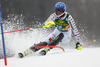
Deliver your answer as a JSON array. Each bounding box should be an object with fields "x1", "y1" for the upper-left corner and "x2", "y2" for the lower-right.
[
  {"x1": 18, "y1": 49, "x2": 48, "y2": 58},
  {"x1": 18, "y1": 46, "x2": 65, "y2": 58}
]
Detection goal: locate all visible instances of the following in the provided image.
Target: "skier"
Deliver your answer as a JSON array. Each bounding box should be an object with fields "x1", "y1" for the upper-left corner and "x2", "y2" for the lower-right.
[{"x1": 18, "y1": 2, "x2": 82, "y2": 58}]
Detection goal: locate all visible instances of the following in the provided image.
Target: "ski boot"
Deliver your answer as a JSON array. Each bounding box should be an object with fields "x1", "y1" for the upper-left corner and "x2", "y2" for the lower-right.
[
  {"x1": 30, "y1": 42, "x2": 48, "y2": 52},
  {"x1": 39, "y1": 33, "x2": 64, "y2": 55},
  {"x1": 39, "y1": 48, "x2": 50, "y2": 55},
  {"x1": 18, "y1": 53, "x2": 24, "y2": 58},
  {"x1": 18, "y1": 49, "x2": 33, "y2": 58}
]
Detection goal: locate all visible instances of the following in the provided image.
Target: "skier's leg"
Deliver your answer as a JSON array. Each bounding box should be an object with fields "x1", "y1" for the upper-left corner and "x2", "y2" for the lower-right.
[
  {"x1": 49, "y1": 33, "x2": 64, "y2": 46},
  {"x1": 40, "y1": 29, "x2": 72, "y2": 55},
  {"x1": 45, "y1": 28, "x2": 61, "y2": 44},
  {"x1": 61, "y1": 29, "x2": 72, "y2": 43},
  {"x1": 39, "y1": 28, "x2": 63, "y2": 55},
  {"x1": 30, "y1": 28, "x2": 61, "y2": 53},
  {"x1": 29, "y1": 41, "x2": 48, "y2": 52},
  {"x1": 18, "y1": 41, "x2": 48, "y2": 58},
  {"x1": 18, "y1": 28, "x2": 61, "y2": 57},
  {"x1": 40, "y1": 33, "x2": 64, "y2": 55}
]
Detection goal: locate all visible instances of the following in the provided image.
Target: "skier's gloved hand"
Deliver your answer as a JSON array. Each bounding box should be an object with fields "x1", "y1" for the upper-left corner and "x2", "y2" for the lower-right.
[
  {"x1": 43, "y1": 21, "x2": 55, "y2": 28},
  {"x1": 76, "y1": 42, "x2": 82, "y2": 50}
]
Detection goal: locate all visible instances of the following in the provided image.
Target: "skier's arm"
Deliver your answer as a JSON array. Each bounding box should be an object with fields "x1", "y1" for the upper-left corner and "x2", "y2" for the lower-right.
[
  {"x1": 68, "y1": 15, "x2": 82, "y2": 50},
  {"x1": 44, "y1": 13, "x2": 55, "y2": 27},
  {"x1": 68, "y1": 15, "x2": 80, "y2": 42}
]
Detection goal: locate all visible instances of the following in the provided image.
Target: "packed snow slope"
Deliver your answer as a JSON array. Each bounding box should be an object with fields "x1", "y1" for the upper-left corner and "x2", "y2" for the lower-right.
[
  {"x1": 0, "y1": 15, "x2": 99, "y2": 67},
  {"x1": 1, "y1": 48, "x2": 100, "y2": 67}
]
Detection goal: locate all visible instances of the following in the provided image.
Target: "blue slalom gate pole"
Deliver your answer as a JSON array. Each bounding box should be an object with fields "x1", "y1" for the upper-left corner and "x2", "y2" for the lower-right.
[{"x1": 0, "y1": 5, "x2": 7, "y2": 66}]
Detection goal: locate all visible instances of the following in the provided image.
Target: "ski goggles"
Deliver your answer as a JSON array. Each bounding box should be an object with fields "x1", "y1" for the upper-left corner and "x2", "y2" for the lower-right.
[{"x1": 55, "y1": 9, "x2": 64, "y2": 13}]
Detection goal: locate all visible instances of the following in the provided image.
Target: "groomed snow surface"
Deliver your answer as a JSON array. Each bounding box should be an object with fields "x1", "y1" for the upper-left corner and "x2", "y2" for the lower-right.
[{"x1": 1, "y1": 48, "x2": 100, "y2": 67}]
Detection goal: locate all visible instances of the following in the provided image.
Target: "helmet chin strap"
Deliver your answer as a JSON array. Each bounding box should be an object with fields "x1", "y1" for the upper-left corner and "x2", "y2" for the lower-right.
[{"x1": 57, "y1": 13, "x2": 65, "y2": 18}]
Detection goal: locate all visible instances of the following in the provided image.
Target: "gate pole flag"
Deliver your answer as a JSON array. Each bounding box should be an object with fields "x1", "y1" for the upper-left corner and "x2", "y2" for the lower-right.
[{"x1": 0, "y1": 4, "x2": 7, "y2": 66}]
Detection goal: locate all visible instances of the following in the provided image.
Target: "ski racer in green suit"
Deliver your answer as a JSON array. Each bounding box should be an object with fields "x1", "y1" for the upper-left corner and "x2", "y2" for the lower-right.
[{"x1": 18, "y1": 2, "x2": 82, "y2": 57}]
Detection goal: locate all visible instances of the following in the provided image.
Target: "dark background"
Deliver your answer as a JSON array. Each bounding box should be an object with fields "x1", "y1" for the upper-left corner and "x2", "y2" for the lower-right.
[{"x1": 1, "y1": 0, "x2": 100, "y2": 45}]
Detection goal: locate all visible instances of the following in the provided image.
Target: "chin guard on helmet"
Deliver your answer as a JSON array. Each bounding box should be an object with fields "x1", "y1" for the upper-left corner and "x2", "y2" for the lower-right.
[{"x1": 56, "y1": 13, "x2": 65, "y2": 18}]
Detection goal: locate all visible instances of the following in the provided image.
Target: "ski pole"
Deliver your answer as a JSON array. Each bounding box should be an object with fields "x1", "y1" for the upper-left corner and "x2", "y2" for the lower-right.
[
  {"x1": 0, "y1": 21, "x2": 55, "y2": 34},
  {"x1": 0, "y1": 28, "x2": 31, "y2": 34},
  {"x1": 84, "y1": 40, "x2": 96, "y2": 45}
]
